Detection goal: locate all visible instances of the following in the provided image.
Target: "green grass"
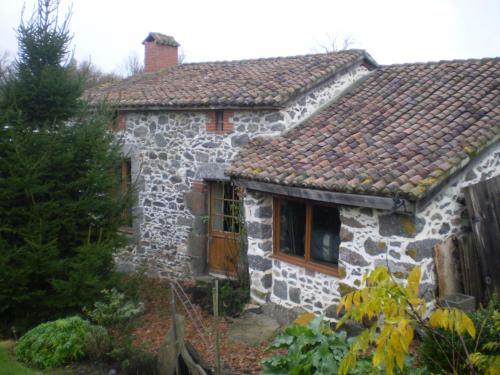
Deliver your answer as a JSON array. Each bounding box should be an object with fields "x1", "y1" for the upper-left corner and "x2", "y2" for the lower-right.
[{"x1": 0, "y1": 341, "x2": 43, "y2": 375}]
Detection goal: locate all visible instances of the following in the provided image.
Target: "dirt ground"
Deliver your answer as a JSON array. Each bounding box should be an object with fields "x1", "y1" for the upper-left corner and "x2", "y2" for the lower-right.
[{"x1": 129, "y1": 278, "x2": 280, "y2": 375}]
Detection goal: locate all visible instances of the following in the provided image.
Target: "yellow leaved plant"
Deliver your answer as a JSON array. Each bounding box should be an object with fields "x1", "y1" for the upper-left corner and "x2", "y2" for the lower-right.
[
  {"x1": 468, "y1": 310, "x2": 500, "y2": 375},
  {"x1": 336, "y1": 266, "x2": 477, "y2": 375}
]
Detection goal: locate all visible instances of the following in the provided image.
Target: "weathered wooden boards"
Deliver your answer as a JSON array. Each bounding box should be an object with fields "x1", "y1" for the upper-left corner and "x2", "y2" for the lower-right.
[{"x1": 463, "y1": 175, "x2": 500, "y2": 302}]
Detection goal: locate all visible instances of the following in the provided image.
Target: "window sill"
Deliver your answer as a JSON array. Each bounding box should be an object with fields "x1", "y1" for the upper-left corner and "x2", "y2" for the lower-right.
[{"x1": 272, "y1": 253, "x2": 340, "y2": 277}]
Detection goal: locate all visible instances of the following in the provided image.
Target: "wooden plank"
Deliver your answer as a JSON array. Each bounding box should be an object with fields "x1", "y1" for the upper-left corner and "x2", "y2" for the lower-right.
[
  {"x1": 455, "y1": 235, "x2": 483, "y2": 303},
  {"x1": 463, "y1": 175, "x2": 500, "y2": 301},
  {"x1": 236, "y1": 179, "x2": 415, "y2": 213},
  {"x1": 434, "y1": 238, "x2": 460, "y2": 298}
]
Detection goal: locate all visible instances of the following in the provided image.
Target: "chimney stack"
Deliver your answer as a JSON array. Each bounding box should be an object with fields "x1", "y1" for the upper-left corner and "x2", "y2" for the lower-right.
[{"x1": 143, "y1": 32, "x2": 180, "y2": 73}]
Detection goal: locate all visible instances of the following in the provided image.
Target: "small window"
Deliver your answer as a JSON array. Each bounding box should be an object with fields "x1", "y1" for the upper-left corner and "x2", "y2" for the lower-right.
[
  {"x1": 211, "y1": 181, "x2": 241, "y2": 234},
  {"x1": 215, "y1": 110, "x2": 224, "y2": 131},
  {"x1": 274, "y1": 197, "x2": 341, "y2": 275},
  {"x1": 278, "y1": 200, "x2": 306, "y2": 258}
]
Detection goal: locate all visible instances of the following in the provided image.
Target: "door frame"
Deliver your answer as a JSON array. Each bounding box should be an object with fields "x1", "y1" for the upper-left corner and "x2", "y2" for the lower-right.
[{"x1": 207, "y1": 180, "x2": 241, "y2": 276}]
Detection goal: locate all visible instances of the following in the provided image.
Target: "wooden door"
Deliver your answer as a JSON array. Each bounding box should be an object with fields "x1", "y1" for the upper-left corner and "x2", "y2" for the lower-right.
[
  {"x1": 208, "y1": 181, "x2": 241, "y2": 276},
  {"x1": 463, "y1": 175, "x2": 500, "y2": 302}
]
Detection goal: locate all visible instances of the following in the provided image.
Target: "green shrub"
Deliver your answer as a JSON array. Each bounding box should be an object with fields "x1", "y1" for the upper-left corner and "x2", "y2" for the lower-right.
[
  {"x1": 420, "y1": 296, "x2": 500, "y2": 374},
  {"x1": 15, "y1": 316, "x2": 100, "y2": 369},
  {"x1": 108, "y1": 337, "x2": 158, "y2": 375},
  {"x1": 83, "y1": 325, "x2": 111, "y2": 362},
  {"x1": 262, "y1": 315, "x2": 425, "y2": 375},
  {"x1": 219, "y1": 280, "x2": 249, "y2": 316},
  {"x1": 83, "y1": 288, "x2": 144, "y2": 326},
  {"x1": 121, "y1": 348, "x2": 158, "y2": 375},
  {"x1": 262, "y1": 316, "x2": 352, "y2": 374},
  {"x1": 184, "y1": 279, "x2": 249, "y2": 317}
]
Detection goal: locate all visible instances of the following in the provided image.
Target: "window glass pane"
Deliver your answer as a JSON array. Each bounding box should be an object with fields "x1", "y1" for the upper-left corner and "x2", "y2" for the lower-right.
[
  {"x1": 279, "y1": 200, "x2": 306, "y2": 258},
  {"x1": 212, "y1": 182, "x2": 240, "y2": 233},
  {"x1": 212, "y1": 183, "x2": 223, "y2": 231},
  {"x1": 223, "y1": 188, "x2": 232, "y2": 216},
  {"x1": 223, "y1": 215, "x2": 238, "y2": 233},
  {"x1": 310, "y1": 205, "x2": 341, "y2": 266}
]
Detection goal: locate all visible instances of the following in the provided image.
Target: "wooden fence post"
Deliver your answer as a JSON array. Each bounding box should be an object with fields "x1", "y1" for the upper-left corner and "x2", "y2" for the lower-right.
[
  {"x1": 171, "y1": 285, "x2": 180, "y2": 375},
  {"x1": 213, "y1": 279, "x2": 221, "y2": 375}
]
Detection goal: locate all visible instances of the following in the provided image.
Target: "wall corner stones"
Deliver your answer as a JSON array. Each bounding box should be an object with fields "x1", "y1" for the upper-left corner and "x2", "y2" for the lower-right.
[
  {"x1": 247, "y1": 222, "x2": 272, "y2": 239},
  {"x1": 248, "y1": 254, "x2": 272, "y2": 271},
  {"x1": 378, "y1": 213, "x2": 425, "y2": 237}
]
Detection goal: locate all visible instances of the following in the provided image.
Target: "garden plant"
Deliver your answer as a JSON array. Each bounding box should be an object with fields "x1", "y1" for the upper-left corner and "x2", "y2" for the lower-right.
[{"x1": 263, "y1": 265, "x2": 499, "y2": 375}]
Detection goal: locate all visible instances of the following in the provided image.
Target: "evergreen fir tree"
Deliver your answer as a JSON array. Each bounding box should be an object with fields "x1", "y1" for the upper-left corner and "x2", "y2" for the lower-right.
[{"x1": 0, "y1": 0, "x2": 131, "y2": 333}]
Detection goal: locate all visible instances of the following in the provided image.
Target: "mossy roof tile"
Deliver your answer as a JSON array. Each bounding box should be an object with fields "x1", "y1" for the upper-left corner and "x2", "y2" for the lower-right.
[{"x1": 227, "y1": 57, "x2": 500, "y2": 201}]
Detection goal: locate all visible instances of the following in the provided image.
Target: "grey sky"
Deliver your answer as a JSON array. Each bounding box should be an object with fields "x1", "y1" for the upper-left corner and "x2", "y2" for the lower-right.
[{"x1": 1, "y1": 0, "x2": 499, "y2": 74}]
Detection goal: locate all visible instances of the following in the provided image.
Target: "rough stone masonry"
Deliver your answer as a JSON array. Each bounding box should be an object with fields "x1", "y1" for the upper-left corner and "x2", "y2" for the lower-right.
[
  {"x1": 245, "y1": 145, "x2": 500, "y2": 318},
  {"x1": 115, "y1": 64, "x2": 370, "y2": 278}
]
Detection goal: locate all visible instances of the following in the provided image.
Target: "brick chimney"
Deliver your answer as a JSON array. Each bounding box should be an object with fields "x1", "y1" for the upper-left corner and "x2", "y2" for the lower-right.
[{"x1": 143, "y1": 32, "x2": 180, "y2": 72}]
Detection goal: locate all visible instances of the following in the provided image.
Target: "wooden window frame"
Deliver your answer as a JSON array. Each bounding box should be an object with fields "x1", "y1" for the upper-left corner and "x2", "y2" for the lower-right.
[
  {"x1": 273, "y1": 196, "x2": 340, "y2": 277},
  {"x1": 209, "y1": 181, "x2": 241, "y2": 240}
]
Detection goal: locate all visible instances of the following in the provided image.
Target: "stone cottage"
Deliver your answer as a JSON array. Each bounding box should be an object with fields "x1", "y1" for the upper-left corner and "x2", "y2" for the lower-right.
[{"x1": 88, "y1": 32, "x2": 500, "y2": 316}]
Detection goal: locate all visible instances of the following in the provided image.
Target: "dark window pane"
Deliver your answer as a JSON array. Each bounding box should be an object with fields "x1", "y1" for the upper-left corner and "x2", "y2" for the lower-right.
[
  {"x1": 212, "y1": 183, "x2": 223, "y2": 231},
  {"x1": 279, "y1": 200, "x2": 306, "y2": 258},
  {"x1": 223, "y1": 215, "x2": 240, "y2": 233},
  {"x1": 216, "y1": 110, "x2": 224, "y2": 130},
  {"x1": 310, "y1": 205, "x2": 341, "y2": 266},
  {"x1": 212, "y1": 182, "x2": 240, "y2": 233}
]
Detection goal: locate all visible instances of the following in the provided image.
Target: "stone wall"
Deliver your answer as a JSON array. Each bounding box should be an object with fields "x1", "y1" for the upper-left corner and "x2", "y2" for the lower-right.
[
  {"x1": 245, "y1": 143, "x2": 500, "y2": 318},
  {"x1": 115, "y1": 64, "x2": 370, "y2": 278}
]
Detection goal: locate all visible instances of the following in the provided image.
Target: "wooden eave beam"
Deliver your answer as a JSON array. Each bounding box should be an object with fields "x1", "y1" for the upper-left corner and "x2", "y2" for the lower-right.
[{"x1": 234, "y1": 179, "x2": 416, "y2": 214}]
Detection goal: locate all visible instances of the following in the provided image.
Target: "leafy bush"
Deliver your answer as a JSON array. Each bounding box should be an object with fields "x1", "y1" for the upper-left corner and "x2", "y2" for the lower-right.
[
  {"x1": 262, "y1": 315, "x2": 423, "y2": 375},
  {"x1": 420, "y1": 296, "x2": 500, "y2": 374},
  {"x1": 15, "y1": 316, "x2": 100, "y2": 368},
  {"x1": 108, "y1": 337, "x2": 158, "y2": 375},
  {"x1": 219, "y1": 280, "x2": 249, "y2": 316},
  {"x1": 184, "y1": 279, "x2": 249, "y2": 317},
  {"x1": 262, "y1": 316, "x2": 353, "y2": 374},
  {"x1": 336, "y1": 266, "x2": 475, "y2": 375},
  {"x1": 83, "y1": 288, "x2": 144, "y2": 326},
  {"x1": 121, "y1": 348, "x2": 158, "y2": 375},
  {"x1": 83, "y1": 324, "x2": 111, "y2": 361},
  {"x1": 468, "y1": 310, "x2": 500, "y2": 374}
]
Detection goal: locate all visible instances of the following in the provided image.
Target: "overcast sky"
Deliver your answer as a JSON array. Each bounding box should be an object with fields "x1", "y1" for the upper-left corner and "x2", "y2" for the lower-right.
[{"x1": 1, "y1": 0, "x2": 499, "y2": 75}]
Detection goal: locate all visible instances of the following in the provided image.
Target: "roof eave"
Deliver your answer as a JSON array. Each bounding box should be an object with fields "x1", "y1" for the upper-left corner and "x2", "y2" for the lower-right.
[
  {"x1": 414, "y1": 138, "x2": 500, "y2": 212},
  {"x1": 104, "y1": 104, "x2": 283, "y2": 112},
  {"x1": 233, "y1": 178, "x2": 416, "y2": 214},
  {"x1": 232, "y1": 137, "x2": 500, "y2": 215}
]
